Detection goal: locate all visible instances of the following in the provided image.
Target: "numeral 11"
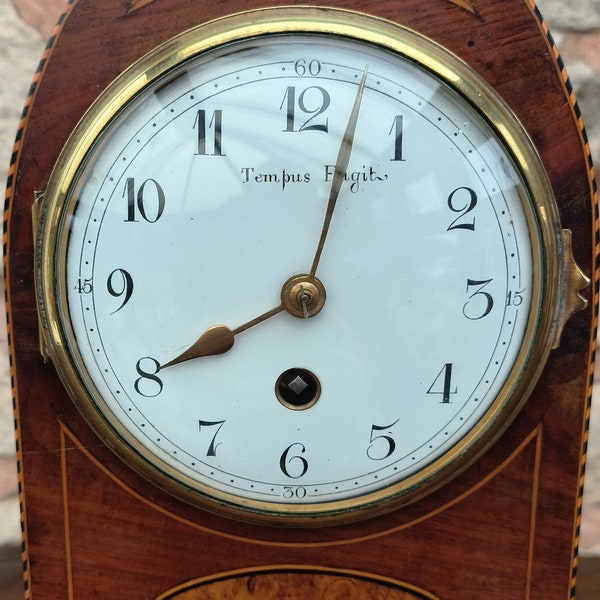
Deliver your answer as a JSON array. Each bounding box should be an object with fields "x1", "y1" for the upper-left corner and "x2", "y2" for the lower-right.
[{"x1": 194, "y1": 109, "x2": 225, "y2": 156}]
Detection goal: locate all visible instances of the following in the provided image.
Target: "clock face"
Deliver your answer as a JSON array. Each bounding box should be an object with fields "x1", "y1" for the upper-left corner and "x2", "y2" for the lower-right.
[{"x1": 38, "y1": 9, "x2": 559, "y2": 523}]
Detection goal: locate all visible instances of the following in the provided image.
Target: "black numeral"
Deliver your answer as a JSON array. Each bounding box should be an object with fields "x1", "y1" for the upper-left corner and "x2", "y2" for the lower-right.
[
  {"x1": 367, "y1": 419, "x2": 399, "y2": 460},
  {"x1": 427, "y1": 363, "x2": 457, "y2": 404},
  {"x1": 279, "y1": 443, "x2": 309, "y2": 479},
  {"x1": 389, "y1": 115, "x2": 405, "y2": 161},
  {"x1": 281, "y1": 86, "x2": 330, "y2": 133},
  {"x1": 294, "y1": 59, "x2": 322, "y2": 76},
  {"x1": 107, "y1": 268, "x2": 134, "y2": 313},
  {"x1": 76, "y1": 277, "x2": 93, "y2": 294},
  {"x1": 447, "y1": 186, "x2": 477, "y2": 231},
  {"x1": 124, "y1": 178, "x2": 165, "y2": 223},
  {"x1": 463, "y1": 278, "x2": 494, "y2": 320},
  {"x1": 283, "y1": 486, "x2": 307, "y2": 499},
  {"x1": 198, "y1": 419, "x2": 226, "y2": 457},
  {"x1": 507, "y1": 289, "x2": 526, "y2": 307},
  {"x1": 194, "y1": 109, "x2": 225, "y2": 156},
  {"x1": 134, "y1": 357, "x2": 163, "y2": 397}
]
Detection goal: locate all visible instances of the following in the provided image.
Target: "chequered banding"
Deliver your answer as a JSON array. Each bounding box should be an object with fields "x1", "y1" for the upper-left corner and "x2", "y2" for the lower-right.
[
  {"x1": 3, "y1": 2, "x2": 76, "y2": 597},
  {"x1": 527, "y1": 2, "x2": 600, "y2": 599}
]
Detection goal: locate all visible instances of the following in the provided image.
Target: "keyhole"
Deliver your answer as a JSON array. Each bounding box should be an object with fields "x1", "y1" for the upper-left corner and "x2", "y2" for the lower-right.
[{"x1": 275, "y1": 368, "x2": 321, "y2": 410}]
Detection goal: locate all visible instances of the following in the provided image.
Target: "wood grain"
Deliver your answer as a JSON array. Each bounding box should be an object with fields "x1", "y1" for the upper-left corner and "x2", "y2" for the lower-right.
[
  {"x1": 156, "y1": 570, "x2": 436, "y2": 599},
  {"x1": 4, "y1": 1, "x2": 597, "y2": 598}
]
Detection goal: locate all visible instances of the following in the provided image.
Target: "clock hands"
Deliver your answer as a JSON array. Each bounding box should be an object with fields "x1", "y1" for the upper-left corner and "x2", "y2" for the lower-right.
[
  {"x1": 161, "y1": 274, "x2": 326, "y2": 367},
  {"x1": 161, "y1": 305, "x2": 285, "y2": 368},
  {"x1": 310, "y1": 66, "x2": 368, "y2": 276},
  {"x1": 162, "y1": 67, "x2": 367, "y2": 368}
]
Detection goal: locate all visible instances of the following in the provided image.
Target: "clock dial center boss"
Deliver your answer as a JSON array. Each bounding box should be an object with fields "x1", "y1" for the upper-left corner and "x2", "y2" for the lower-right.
[{"x1": 36, "y1": 8, "x2": 564, "y2": 521}]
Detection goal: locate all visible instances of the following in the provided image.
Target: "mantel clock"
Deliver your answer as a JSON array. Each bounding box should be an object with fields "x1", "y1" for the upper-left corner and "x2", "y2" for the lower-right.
[{"x1": 5, "y1": 1, "x2": 597, "y2": 598}]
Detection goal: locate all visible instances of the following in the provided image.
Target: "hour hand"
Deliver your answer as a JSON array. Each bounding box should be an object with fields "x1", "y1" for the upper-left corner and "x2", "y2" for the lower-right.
[
  {"x1": 161, "y1": 304, "x2": 284, "y2": 368},
  {"x1": 162, "y1": 274, "x2": 326, "y2": 368},
  {"x1": 162, "y1": 325, "x2": 235, "y2": 367}
]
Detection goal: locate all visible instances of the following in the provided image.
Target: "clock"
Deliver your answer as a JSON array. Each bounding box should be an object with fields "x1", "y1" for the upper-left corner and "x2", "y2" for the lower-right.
[
  {"x1": 35, "y1": 6, "x2": 580, "y2": 524},
  {"x1": 7, "y1": 0, "x2": 597, "y2": 598}
]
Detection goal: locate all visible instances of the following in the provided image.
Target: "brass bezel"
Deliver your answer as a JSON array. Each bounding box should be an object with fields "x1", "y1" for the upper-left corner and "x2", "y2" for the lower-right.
[{"x1": 36, "y1": 6, "x2": 562, "y2": 525}]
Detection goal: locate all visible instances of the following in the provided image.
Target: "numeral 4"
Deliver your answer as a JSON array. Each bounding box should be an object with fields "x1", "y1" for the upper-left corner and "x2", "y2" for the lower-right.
[{"x1": 427, "y1": 363, "x2": 457, "y2": 404}]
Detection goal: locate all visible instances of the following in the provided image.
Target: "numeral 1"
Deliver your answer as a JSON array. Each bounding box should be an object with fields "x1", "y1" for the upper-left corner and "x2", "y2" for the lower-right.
[{"x1": 389, "y1": 115, "x2": 405, "y2": 161}]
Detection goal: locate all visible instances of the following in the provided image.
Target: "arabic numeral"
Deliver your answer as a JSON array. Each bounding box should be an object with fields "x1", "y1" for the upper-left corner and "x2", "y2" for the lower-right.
[
  {"x1": 463, "y1": 278, "x2": 494, "y2": 320},
  {"x1": 389, "y1": 115, "x2": 405, "y2": 161},
  {"x1": 198, "y1": 419, "x2": 226, "y2": 457},
  {"x1": 447, "y1": 186, "x2": 477, "y2": 231},
  {"x1": 124, "y1": 177, "x2": 166, "y2": 223},
  {"x1": 76, "y1": 277, "x2": 93, "y2": 294},
  {"x1": 134, "y1": 357, "x2": 163, "y2": 397},
  {"x1": 463, "y1": 279, "x2": 494, "y2": 321},
  {"x1": 283, "y1": 486, "x2": 307, "y2": 499},
  {"x1": 294, "y1": 58, "x2": 322, "y2": 76},
  {"x1": 194, "y1": 109, "x2": 225, "y2": 156},
  {"x1": 281, "y1": 86, "x2": 330, "y2": 133},
  {"x1": 427, "y1": 363, "x2": 457, "y2": 404},
  {"x1": 367, "y1": 419, "x2": 399, "y2": 460},
  {"x1": 507, "y1": 289, "x2": 526, "y2": 306},
  {"x1": 107, "y1": 268, "x2": 134, "y2": 313},
  {"x1": 279, "y1": 442, "x2": 309, "y2": 478}
]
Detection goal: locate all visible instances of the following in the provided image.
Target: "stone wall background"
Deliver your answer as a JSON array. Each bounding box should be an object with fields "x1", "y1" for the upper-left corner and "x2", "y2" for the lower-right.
[{"x1": 0, "y1": 0, "x2": 599, "y2": 571}]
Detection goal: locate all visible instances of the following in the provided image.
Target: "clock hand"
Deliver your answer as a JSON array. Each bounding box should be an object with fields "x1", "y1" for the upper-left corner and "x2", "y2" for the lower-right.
[
  {"x1": 161, "y1": 72, "x2": 367, "y2": 371},
  {"x1": 162, "y1": 274, "x2": 326, "y2": 368},
  {"x1": 162, "y1": 304, "x2": 285, "y2": 368},
  {"x1": 161, "y1": 77, "x2": 369, "y2": 371},
  {"x1": 309, "y1": 65, "x2": 368, "y2": 277}
]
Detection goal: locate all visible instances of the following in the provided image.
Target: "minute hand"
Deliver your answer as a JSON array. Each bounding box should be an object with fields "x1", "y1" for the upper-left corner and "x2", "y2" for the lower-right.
[{"x1": 309, "y1": 66, "x2": 368, "y2": 277}]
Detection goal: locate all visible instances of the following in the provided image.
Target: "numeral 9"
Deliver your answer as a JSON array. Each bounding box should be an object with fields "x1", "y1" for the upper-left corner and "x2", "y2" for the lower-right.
[{"x1": 107, "y1": 268, "x2": 134, "y2": 313}]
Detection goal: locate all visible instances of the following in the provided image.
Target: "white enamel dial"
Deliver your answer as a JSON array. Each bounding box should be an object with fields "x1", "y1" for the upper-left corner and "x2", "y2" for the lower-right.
[{"x1": 39, "y1": 9, "x2": 560, "y2": 522}]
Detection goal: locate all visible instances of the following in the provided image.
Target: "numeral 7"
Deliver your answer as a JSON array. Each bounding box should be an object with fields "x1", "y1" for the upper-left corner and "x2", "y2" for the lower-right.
[{"x1": 198, "y1": 419, "x2": 226, "y2": 456}]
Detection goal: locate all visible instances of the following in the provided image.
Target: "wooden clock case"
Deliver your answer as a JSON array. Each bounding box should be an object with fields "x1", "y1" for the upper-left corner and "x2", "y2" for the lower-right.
[{"x1": 4, "y1": 0, "x2": 598, "y2": 598}]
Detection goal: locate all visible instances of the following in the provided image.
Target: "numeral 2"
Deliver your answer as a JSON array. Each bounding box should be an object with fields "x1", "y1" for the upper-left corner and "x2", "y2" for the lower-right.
[{"x1": 447, "y1": 186, "x2": 477, "y2": 231}]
